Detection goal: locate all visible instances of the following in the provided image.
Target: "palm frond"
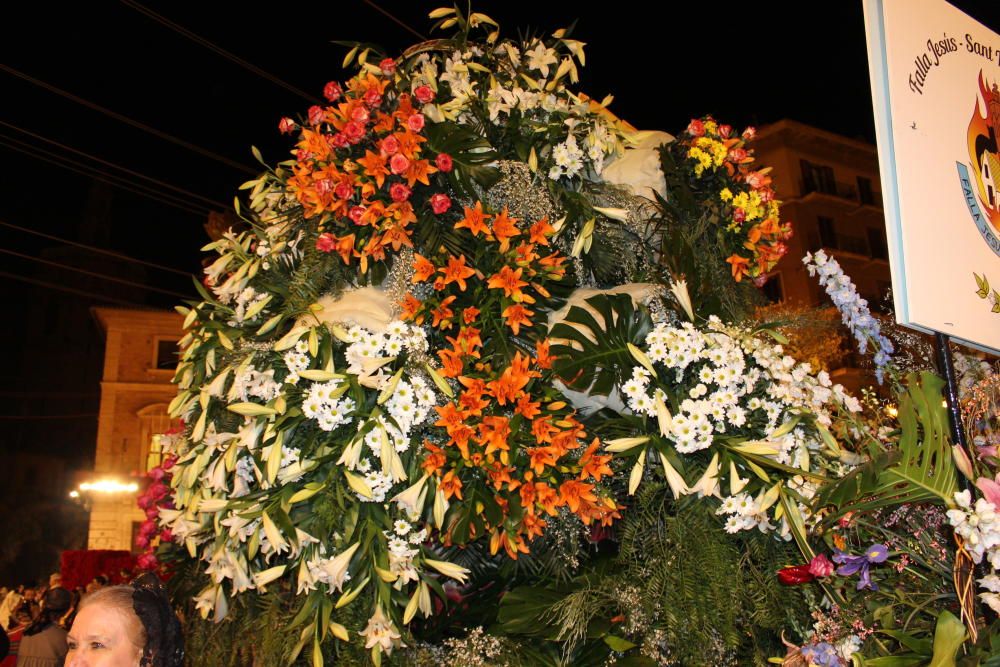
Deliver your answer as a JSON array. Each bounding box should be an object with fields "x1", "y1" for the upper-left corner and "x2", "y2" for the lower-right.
[{"x1": 424, "y1": 121, "x2": 501, "y2": 199}]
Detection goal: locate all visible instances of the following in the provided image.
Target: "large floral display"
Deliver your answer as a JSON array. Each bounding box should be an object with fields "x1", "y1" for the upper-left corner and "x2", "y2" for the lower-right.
[{"x1": 141, "y1": 8, "x2": 1000, "y2": 666}]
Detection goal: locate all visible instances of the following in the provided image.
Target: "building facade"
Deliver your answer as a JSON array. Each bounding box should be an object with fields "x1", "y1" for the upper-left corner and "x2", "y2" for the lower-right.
[
  {"x1": 86, "y1": 307, "x2": 182, "y2": 550},
  {"x1": 754, "y1": 119, "x2": 891, "y2": 311}
]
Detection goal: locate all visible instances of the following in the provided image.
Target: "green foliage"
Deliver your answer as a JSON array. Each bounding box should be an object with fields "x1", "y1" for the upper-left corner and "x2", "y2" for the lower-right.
[
  {"x1": 424, "y1": 121, "x2": 501, "y2": 200},
  {"x1": 550, "y1": 293, "x2": 653, "y2": 396},
  {"x1": 817, "y1": 371, "x2": 956, "y2": 519}
]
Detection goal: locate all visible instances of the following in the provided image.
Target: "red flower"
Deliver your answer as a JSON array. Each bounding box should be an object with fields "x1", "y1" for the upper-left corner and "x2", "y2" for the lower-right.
[
  {"x1": 334, "y1": 182, "x2": 353, "y2": 200},
  {"x1": 323, "y1": 81, "x2": 343, "y2": 102},
  {"x1": 742, "y1": 127, "x2": 757, "y2": 140},
  {"x1": 136, "y1": 553, "x2": 159, "y2": 571},
  {"x1": 727, "y1": 147, "x2": 747, "y2": 163},
  {"x1": 379, "y1": 57, "x2": 396, "y2": 75},
  {"x1": 144, "y1": 506, "x2": 159, "y2": 520},
  {"x1": 390, "y1": 183, "x2": 412, "y2": 202},
  {"x1": 307, "y1": 105, "x2": 325, "y2": 126},
  {"x1": 390, "y1": 153, "x2": 410, "y2": 174},
  {"x1": 732, "y1": 208, "x2": 746, "y2": 224},
  {"x1": 148, "y1": 466, "x2": 165, "y2": 482},
  {"x1": 316, "y1": 233, "x2": 336, "y2": 253},
  {"x1": 777, "y1": 564, "x2": 815, "y2": 585},
  {"x1": 381, "y1": 135, "x2": 400, "y2": 155},
  {"x1": 407, "y1": 113, "x2": 425, "y2": 132},
  {"x1": 350, "y1": 106, "x2": 370, "y2": 124},
  {"x1": 148, "y1": 482, "x2": 169, "y2": 501},
  {"x1": 278, "y1": 117, "x2": 296, "y2": 134},
  {"x1": 808, "y1": 554, "x2": 835, "y2": 578},
  {"x1": 159, "y1": 529, "x2": 173, "y2": 543},
  {"x1": 343, "y1": 121, "x2": 365, "y2": 143},
  {"x1": 315, "y1": 178, "x2": 334, "y2": 196},
  {"x1": 364, "y1": 88, "x2": 382, "y2": 107},
  {"x1": 162, "y1": 456, "x2": 176, "y2": 470},
  {"x1": 414, "y1": 85, "x2": 435, "y2": 104},
  {"x1": 430, "y1": 193, "x2": 451, "y2": 214},
  {"x1": 349, "y1": 205, "x2": 366, "y2": 224},
  {"x1": 718, "y1": 124, "x2": 732, "y2": 138},
  {"x1": 139, "y1": 520, "x2": 158, "y2": 537},
  {"x1": 686, "y1": 119, "x2": 705, "y2": 137},
  {"x1": 135, "y1": 535, "x2": 150, "y2": 550},
  {"x1": 435, "y1": 153, "x2": 453, "y2": 173}
]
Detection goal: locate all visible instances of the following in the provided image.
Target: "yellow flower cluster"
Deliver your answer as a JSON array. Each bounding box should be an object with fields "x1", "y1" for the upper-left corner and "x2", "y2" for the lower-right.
[{"x1": 687, "y1": 137, "x2": 728, "y2": 176}]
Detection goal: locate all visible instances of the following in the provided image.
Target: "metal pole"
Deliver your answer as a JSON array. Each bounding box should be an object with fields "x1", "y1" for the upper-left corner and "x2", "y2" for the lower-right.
[{"x1": 934, "y1": 332, "x2": 973, "y2": 482}]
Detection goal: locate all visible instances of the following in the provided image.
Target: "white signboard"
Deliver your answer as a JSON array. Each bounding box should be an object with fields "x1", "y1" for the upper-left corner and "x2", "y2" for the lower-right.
[{"x1": 864, "y1": 0, "x2": 1000, "y2": 353}]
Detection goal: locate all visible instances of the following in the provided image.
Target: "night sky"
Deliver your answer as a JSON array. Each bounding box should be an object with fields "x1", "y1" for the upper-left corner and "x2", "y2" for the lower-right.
[{"x1": 1, "y1": 0, "x2": 998, "y2": 476}]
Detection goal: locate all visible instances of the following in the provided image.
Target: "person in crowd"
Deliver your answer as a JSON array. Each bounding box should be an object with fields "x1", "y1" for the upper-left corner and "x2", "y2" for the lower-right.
[
  {"x1": 66, "y1": 573, "x2": 183, "y2": 667},
  {"x1": 15, "y1": 587, "x2": 71, "y2": 667},
  {"x1": 0, "y1": 588, "x2": 23, "y2": 631},
  {"x1": 84, "y1": 576, "x2": 108, "y2": 595},
  {"x1": 2, "y1": 606, "x2": 35, "y2": 667}
]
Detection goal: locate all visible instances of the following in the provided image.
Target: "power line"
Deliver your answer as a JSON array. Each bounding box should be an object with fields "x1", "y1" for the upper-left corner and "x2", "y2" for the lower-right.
[
  {"x1": 119, "y1": 0, "x2": 322, "y2": 104},
  {"x1": 0, "y1": 135, "x2": 211, "y2": 217},
  {"x1": 361, "y1": 0, "x2": 427, "y2": 41},
  {"x1": 1, "y1": 64, "x2": 258, "y2": 176},
  {"x1": 0, "y1": 269, "x2": 150, "y2": 308},
  {"x1": 0, "y1": 413, "x2": 98, "y2": 421},
  {"x1": 0, "y1": 220, "x2": 192, "y2": 278},
  {"x1": 0, "y1": 247, "x2": 192, "y2": 300},
  {"x1": 0, "y1": 120, "x2": 228, "y2": 210}
]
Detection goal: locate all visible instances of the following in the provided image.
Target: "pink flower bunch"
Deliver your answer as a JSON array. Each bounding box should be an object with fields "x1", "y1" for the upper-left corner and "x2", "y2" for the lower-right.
[{"x1": 134, "y1": 455, "x2": 177, "y2": 570}]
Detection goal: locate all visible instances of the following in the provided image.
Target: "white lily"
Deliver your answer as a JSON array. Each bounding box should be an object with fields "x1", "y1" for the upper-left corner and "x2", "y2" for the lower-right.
[
  {"x1": 669, "y1": 278, "x2": 695, "y2": 321},
  {"x1": 688, "y1": 452, "x2": 722, "y2": 498},
  {"x1": 323, "y1": 542, "x2": 360, "y2": 592}
]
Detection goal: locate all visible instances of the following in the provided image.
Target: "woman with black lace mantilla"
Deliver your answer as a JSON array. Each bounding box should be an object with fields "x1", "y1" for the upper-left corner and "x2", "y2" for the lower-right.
[{"x1": 65, "y1": 574, "x2": 183, "y2": 667}]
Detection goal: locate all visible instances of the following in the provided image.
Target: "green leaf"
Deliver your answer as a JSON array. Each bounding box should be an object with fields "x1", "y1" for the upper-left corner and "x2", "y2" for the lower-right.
[
  {"x1": 816, "y1": 372, "x2": 956, "y2": 518},
  {"x1": 604, "y1": 634, "x2": 637, "y2": 652},
  {"x1": 424, "y1": 121, "x2": 501, "y2": 199},
  {"x1": 550, "y1": 294, "x2": 653, "y2": 397},
  {"x1": 496, "y1": 586, "x2": 566, "y2": 636},
  {"x1": 929, "y1": 610, "x2": 967, "y2": 667}
]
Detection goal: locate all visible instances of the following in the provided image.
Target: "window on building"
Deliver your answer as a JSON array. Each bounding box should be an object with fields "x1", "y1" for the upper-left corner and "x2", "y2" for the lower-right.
[
  {"x1": 867, "y1": 227, "x2": 888, "y2": 260},
  {"x1": 801, "y1": 160, "x2": 836, "y2": 195},
  {"x1": 154, "y1": 339, "x2": 179, "y2": 370},
  {"x1": 857, "y1": 176, "x2": 875, "y2": 205},
  {"x1": 761, "y1": 273, "x2": 784, "y2": 303},
  {"x1": 818, "y1": 216, "x2": 838, "y2": 249}
]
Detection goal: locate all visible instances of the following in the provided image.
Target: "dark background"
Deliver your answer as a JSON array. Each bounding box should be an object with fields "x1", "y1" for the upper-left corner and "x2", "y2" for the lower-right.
[{"x1": 0, "y1": 1, "x2": 997, "y2": 585}]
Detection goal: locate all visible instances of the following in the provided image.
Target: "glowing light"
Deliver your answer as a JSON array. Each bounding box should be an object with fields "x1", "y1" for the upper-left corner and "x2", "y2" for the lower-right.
[
  {"x1": 885, "y1": 405, "x2": 898, "y2": 418},
  {"x1": 69, "y1": 490, "x2": 80, "y2": 498},
  {"x1": 78, "y1": 479, "x2": 139, "y2": 494}
]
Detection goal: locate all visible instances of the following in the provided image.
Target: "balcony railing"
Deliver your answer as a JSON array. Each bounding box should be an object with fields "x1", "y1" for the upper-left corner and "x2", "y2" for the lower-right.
[{"x1": 799, "y1": 180, "x2": 883, "y2": 207}]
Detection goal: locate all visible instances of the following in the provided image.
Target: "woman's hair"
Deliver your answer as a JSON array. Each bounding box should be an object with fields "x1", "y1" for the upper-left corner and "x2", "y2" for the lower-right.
[
  {"x1": 79, "y1": 576, "x2": 183, "y2": 667},
  {"x1": 24, "y1": 587, "x2": 72, "y2": 636}
]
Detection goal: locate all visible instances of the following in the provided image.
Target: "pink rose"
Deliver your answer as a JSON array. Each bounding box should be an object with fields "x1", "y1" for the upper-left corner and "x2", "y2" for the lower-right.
[
  {"x1": 742, "y1": 127, "x2": 757, "y2": 140},
  {"x1": 343, "y1": 121, "x2": 365, "y2": 143},
  {"x1": 414, "y1": 85, "x2": 435, "y2": 104},
  {"x1": 334, "y1": 182, "x2": 353, "y2": 200},
  {"x1": 379, "y1": 58, "x2": 396, "y2": 75},
  {"x1": 137, "y1": 493, "x2": 152, "y2": 510},
  {"x1": 727, "y1": 147, "x2": 747, "y2": 163},
  {"x1": 435, "y1": 153, "x2": 453, "y2": 173},
  {"x1": 162, "y1": 456, "x2": 176, "y2": 470},
  {"x1": 390, "y1": 153, "x2": 410, "y2": 175},
  {"x1": 144, "y1": 506, "x2": 159, "y2": 520},
  {"x1": 136, "y1": 553, "x2": 159, "y2": 571},
  {"x1": 753, "y1": 274, "x2": 769, "y2": 288},
  {"x1": 331, "y1": 133, "x2": 349, "y2": 149},
  {"x1": 350, "y1": 106, "x2": 370, "y2": 124},
  {"x1": 348, "y1": 205, "x2": 367, "y2": 224},
  {"x1": 148, "y1": 466, "x2": 165, "y2": 482},
  {"x1": 159, "y1": 529, "x2": 174, "y2": 543},
  {"x1": 732, "y1": 208, "x2": 746, "y2": 224},
  {"x1": 407, "y1": 113, "x2": 425, "y2": 132},
  {"x1": 363, "y1": 89, "x2": 382, "y2": 108},
  {"x1": 296, "y1": 149, "x2": 312, "y2": 163},
  {"x1": 278, "y1": 117, "x2": 296, "y2": 134},
  {"x1": 139, "y1": 520, "x2": 158, "y2": 537},
  {"x1": 718, "y1": 124, "x2": 732, "y2": 138},
  {"x1": 315, "y1": 178, "x2": 334, "y2": 196},
  {"x1": 307, "y1": 105, "x2": 325, "y2": 126},
  {"x1": 316, "y1": 233, "x2": 336, "y2": 253},
  {"x1": 430, "y1": 193, "x2": 451, "y2": 214},
  {"x1": 808, "y1": 554, "x2": 835, "y2": 578},
  {"x1": 381, "y1": 135, "x2": 400, "y2": 155},
  {"x1": 148, "y1": 482, "x2": 169, "y2": 501},
  {"x1": 686, "y1": 119, "x2": 705, "y2": 137},
  {"x1": 323, "y1": 81, "x2": 343, "y2": 102},
  {"x1": 135, "y1": 535, "x2": 149, "y2": 550},
  {"x1": 389, "y1": 183, "x2": 412, "y2": 203}
]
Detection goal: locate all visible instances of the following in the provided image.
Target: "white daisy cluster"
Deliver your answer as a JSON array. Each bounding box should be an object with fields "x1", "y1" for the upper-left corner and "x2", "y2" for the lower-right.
[
  {"x1": 342, "y1": 321, "x2": 428, "y2": 377},
  {"x1": 947, "y1": 489, "x2": 1000, "y2": 570},
  {"x1": 301, "y1": 379, "x2": 356, "y2": 432},
  {"x1": 716, "y1": 492, "x2": 775, "y2": 534},
  {"x1": 385, "y1": 518, "x2": 426, "y2": 586},
  {"x1": 621, "y1": 318, "x2": 859, "y2": 458},
  {"x1": 282, "y1": 339, "x2": 311, "y2": 385},
  {"x1": 230, "y1": 286, "x2": 269, "y2": 326}
]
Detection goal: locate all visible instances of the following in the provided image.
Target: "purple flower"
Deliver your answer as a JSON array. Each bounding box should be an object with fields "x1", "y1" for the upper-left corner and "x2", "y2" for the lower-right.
[
  {"x1": 833, "y1": 543, "x2": 890, "y2": 591},
  {"x1": 801, "y1": 641, "x2": 840, "y2": 666},
  {"x1": 803, "y1": 250, "x2": 893, "y2": 384}
]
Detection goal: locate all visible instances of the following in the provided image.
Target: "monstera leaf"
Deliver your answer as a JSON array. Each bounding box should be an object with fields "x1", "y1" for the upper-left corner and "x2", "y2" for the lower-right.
[
  {"x1": 550, "y1": 293, "x2": 653, "y2": 397},
  {"x1": 424, "y1": 120, "x2": 501, "y2": 199},
  {"x1": 816, "y1": 371, "x2": 957, "y2": 518}
]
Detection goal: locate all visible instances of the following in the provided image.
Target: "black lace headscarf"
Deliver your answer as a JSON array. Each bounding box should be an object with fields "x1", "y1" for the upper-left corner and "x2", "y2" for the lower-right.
[
  {"x1": 129, "y1": 573, "x2": 184, "y2": 667},
  {"x1": 78, "y1": 574, "x2": 184, "y2": 667}
]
